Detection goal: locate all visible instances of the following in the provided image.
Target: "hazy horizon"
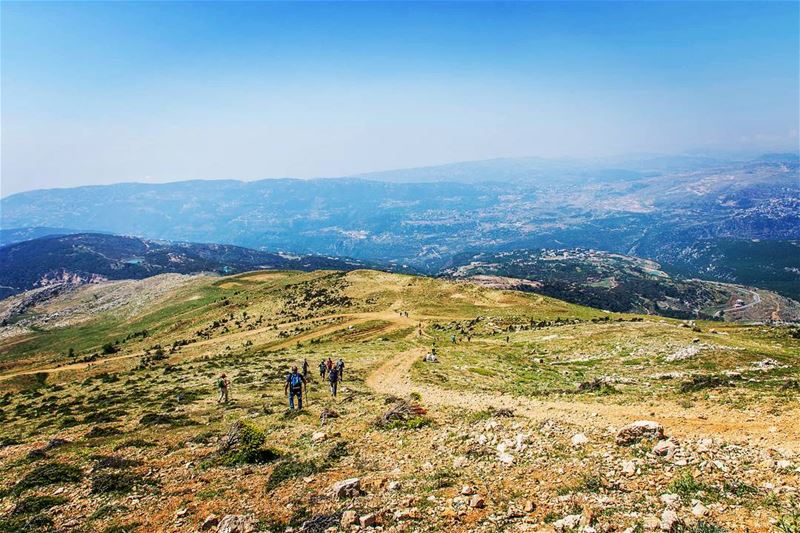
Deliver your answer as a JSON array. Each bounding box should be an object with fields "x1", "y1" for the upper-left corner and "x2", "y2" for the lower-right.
[{"x1": 2, "y1": 1, "x2": 799, "y2": 196}]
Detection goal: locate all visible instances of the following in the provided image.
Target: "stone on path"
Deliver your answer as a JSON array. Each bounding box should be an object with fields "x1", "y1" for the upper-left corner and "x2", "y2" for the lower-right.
[{"x1": 616, "y1": 421, "x2": 664, "y2": 446}]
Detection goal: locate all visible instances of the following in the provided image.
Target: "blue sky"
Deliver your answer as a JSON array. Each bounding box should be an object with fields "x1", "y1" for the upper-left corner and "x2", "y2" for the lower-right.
[{"x1": 1, "y1": 1, "x2": 798, "y2": 195}]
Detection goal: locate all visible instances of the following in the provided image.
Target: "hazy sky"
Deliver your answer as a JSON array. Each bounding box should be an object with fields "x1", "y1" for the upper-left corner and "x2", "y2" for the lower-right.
[{"x1": 1, "y1": 1, "x2": 798, "y2": 196}]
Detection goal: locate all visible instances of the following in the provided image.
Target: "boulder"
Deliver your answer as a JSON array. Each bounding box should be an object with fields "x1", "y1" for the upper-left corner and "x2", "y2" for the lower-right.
[
  {"x1": 359, "y1": 513, "x2": 377, "y2": 527},
  {"x1": 469, "y1": 494, "x2": 485, "y2": 508},
  {"x1": 622, "y1": 460, "x2": 636, "y2": 476},
  {"x1": 553, "y1": 514, "x2": 582, "y2": 531},
  {"x1": 616, "y1": 421, "x2": 664, "y2": 446},
  {"x1": 653, "y1": 439, "x2": 677, "y2": 458},
  {"x1": 200, "y1": 514, "x2": 219, "y2": 531},
  {"x1": 330, "y1": 477, "x2": 361, "y2": 499},
  {"x1": 216, "y1": 514, "x2": 258, "y2": 533},
  {"x1": 340, "y1": 510, "x2": 357, "y2": 528},
  {"x1": 691, "y1": 502, "x2": 708, "y2": 518},
  {"x1": 394, "y1": 508, "x2": 419, "y2": 521},
  {"x1": 571, "y1": 433, "x2": 589, "y2": 447},
  {"x1": 659, "y1": 509, "x2": 681, "y2": 531}
]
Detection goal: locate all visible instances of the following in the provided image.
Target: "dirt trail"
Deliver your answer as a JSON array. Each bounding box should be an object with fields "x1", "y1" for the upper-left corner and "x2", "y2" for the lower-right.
[{"x1": 366, "y1": 347, "x2": 800, "y2": 453}]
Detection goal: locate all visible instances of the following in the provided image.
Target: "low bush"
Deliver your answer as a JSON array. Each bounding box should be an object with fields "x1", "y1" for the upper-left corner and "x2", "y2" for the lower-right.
[
  {"x1": 266, "y1": 460, "x2": 318, "y2": 490},
  {"x1": 91, "y1": 472, "x2": 141, "y2": 494},
  {"x1": 12, "y1": 463, "x2": 83, "y2": 494},
  {"x1": 12, "y1": 495, "x2": 68, "y2": 515}
]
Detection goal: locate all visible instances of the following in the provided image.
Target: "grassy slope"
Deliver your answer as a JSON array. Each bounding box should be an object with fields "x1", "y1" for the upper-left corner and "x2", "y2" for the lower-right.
[{"x1": 0, "y1": 270, "x2": 798, "y2": 532}]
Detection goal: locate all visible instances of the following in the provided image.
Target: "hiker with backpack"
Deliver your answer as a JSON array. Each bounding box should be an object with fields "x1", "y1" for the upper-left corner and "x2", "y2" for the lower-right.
[
  {"x1": 336, "y1": 358, "x2": 345, "y2": 381},
  {"x1": 328, "y1": 364, "x2": 340, "y2": 397},
  {"x1": 216, "y1": 373, "x2": 230, "y2": 404},
  {"x1": 302, "y1": 358, "x2": 310, "y2": 377},
  {"x1": 284, "y1": 365, "x2": 307, "y2": 410},
  {"x1": 318, "y1": 359, "x2": 327, "y2": 380}
]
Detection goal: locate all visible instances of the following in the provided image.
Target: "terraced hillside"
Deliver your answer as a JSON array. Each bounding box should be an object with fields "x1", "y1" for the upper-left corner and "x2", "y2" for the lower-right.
[{"x1": 0, "y1": 270, "x2": 798, "y2": 532}]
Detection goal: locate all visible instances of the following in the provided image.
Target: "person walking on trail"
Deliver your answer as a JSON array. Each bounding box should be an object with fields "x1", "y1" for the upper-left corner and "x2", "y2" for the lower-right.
[
  {"x1": 336, "y1": 358, "x2": 345, "y2": 381},
  {"x1": 328, "y1": 364, "x2": 340, "y2": 397},
  {"x1": 326, "y1": 357, "x2": 334, "y2": 372},
  {"x1": 318, "y1": 360, "x2": 327, "y2": 379},
  {"x1": 216, "y1": 373, "x2": 230, "y2": 404},
  {"x1": 451, "y1": 334, "x2": 457, "y2": 344},
  {"x1": 302, "y1": 358, "x2": 309, "y2": 377},
  {"x1": 285, "y1": 365, "x2": 307, "y2": 410}
]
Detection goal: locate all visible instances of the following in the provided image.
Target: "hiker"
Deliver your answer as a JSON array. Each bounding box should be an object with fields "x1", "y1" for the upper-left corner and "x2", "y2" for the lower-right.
[
  {"x1": 328, "y1": 364, "x2": 339, "y2": 397},
  {"x1": 451, "y1": 334, "x2": 457, "y2": 344},
  {"x1": 217, "y1": 373, "x2": 230, "y2": 404},
  {"x1": 284, "y1": 365, "x2": 307, "y2": 410},
  {"x1": 302, "y1": 358, "x2": 309, "y2": 377},
  {"x1": 336, "y1": 358, "x2": 345, "y2": 381},
  {"x1": 326, "y1": 357, "x2": 334, "y2": 372},
  {"x1": 318, "y1": 359, "x2": 327, "y2": 379}
]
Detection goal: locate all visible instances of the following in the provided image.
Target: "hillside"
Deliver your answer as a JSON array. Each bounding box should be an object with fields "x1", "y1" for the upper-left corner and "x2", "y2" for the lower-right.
[
  {"x1": 0, "y1": 270, "x2": 798, "y2": 532},
  {"x1": 441, "y1": 248, "x2": 800, "y2": 322},
  {"x1": 0, "y1": 233, "x2": 371, "y2": 300},
  {"x1": 2, "y1": 155, "x2": 797, "y2": 285}
]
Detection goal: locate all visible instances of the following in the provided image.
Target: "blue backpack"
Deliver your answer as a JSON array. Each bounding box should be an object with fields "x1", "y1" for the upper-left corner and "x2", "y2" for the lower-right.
[{"x1": 289, "y1": 372, "x2": 303, "y2": 390}]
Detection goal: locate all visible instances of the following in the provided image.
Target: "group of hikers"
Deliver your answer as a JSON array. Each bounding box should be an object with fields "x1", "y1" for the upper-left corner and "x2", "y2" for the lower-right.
[{"x1": 214, "y1": 356, "x2": 346, "y2": 411}]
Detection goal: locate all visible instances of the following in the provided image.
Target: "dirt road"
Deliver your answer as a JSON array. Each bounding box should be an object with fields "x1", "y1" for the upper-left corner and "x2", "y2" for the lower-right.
[{"x1": 366, "y1": 347, "x2": 800, "y2": 452}]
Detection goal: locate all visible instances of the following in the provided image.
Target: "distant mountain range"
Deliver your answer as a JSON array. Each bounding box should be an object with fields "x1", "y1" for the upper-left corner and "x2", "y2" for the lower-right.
[
  {"x1": 2, "y1": 232, "x2": 797, "y2": 322},
  {"x1": 1, "y1": 152, "x2": 797, "y2": 303},
  {"x1": 0, "y1": 233, "x2": 371, "y2": 300}
]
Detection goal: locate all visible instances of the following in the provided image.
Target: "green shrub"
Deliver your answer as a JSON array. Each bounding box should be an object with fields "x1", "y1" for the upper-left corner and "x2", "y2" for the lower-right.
[
  {"x1": 12, "y1": 463, "x2": 83, "y2": 494},
  {"x1": 217, "y1": 421, "x2": 279, "y2": 466},
  {"x1": 12, "y1": 495, "x2": 68, "y2": 515},
  {"x1": 85, "y1": 426, "x2": 122, "y2": 439},
  {"x1": 668, "y1": 470, "x2": 719, "y2": 501},
  {"x1": 777, "y1": 510, "x2": 800, "y2": 533},
  {"x1": 0, "y1": 514, "x2": 53, "y2": 532},
  {"x1": 91, "y1": 472, "x2": 140, "y2": 494},
  {"x1": 266, "y1": 460, "x2": 318, "y2": 490},
  {"x1": 139, "y1": 412, "x2": 195, "y2": 426}
]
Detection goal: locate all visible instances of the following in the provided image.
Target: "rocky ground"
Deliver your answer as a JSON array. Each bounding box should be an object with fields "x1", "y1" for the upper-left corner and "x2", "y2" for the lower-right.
[{"x1": 0, "y1": 270, "x2": 797, "y2": 532}]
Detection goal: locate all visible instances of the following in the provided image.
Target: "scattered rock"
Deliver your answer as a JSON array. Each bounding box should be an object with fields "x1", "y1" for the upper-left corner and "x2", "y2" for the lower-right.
[
  {"x1": 469, "y1": 494, "x2": 485, "y2": 508},
  {"x1": 554, "y1": 514, "x2": 582, "y2": 531},
  {"x1": 616, "y1": 421, "x2": 664, "y2": 445},
  {"x1": 311, "y1": 431, "x2": 326, "y2": 443},
  {"x1": 330, "y1": 477, "x2": 361, "y2": 499},
  {"x1": 642, "y1": 516, "x2": 660, "y2": 530},
  {"x1": 341, "y1": 510, "x2": 357, "y2": 528},
  {"x1": 692, "y1": 502, "x2": 708, "y2": 518},
  {"x1": 659, "y1": 509, "x2": 681, "y2": 531},
  {"x1": 622, "y1": 460, "x2": 636, "y2": 476},
  {"x1": 523, "y1": 500, "x2": 536, "y2": 513},
  {"x1": 660, "y1": 493, "x2": 679, "y2": 508},
  {"x1": 200, "y1": 514, "x2": 219, "y2": 531},
  {"x1": 359, "y1": 513, "x2": 377, "y2": 527},
  {"x1": 393, "y1": 508, "x2": 419, "y2": 521},
  {"x1": 653, "y1": 439, "x2": 678, "y2": 458},
  {"x1": 571, "y1": 433, "x2": 589, "y2": 447},
  {"x1": 461, "y1": 485, "x2": 475, "y2": 495},
  {"x1": 216, "y1": 514, "x2": 258, "y2": 533}
]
